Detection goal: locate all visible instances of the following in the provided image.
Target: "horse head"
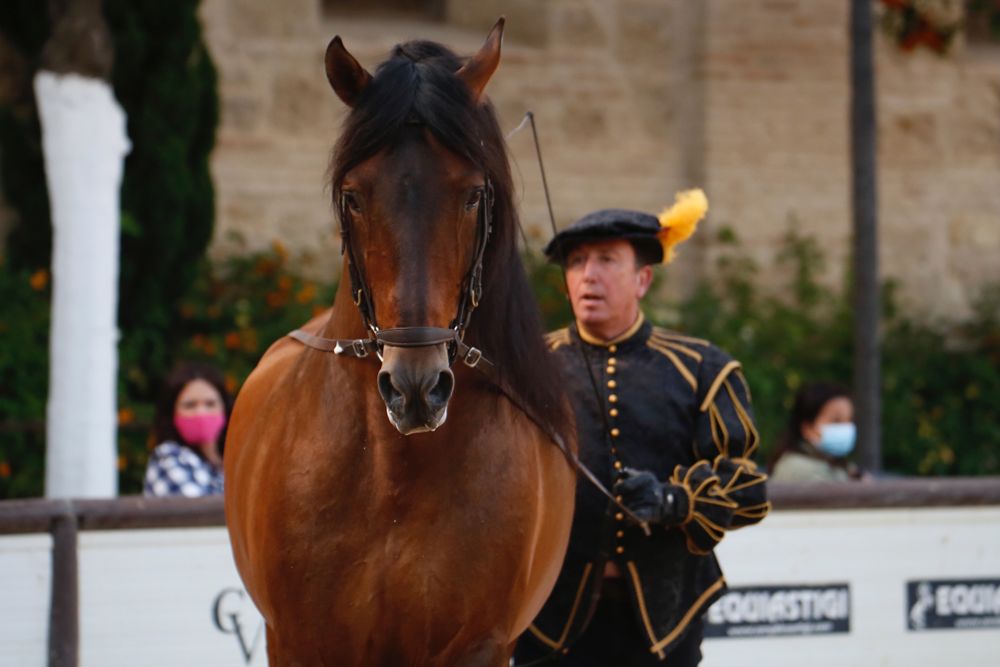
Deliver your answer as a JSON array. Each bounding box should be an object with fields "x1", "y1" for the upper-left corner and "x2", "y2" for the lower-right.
[{"x1": 325, "y1": 20, "x2": 505, "y2": 435}]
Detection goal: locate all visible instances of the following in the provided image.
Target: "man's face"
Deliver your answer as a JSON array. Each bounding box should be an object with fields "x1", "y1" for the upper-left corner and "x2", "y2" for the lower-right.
[{"x1": 564, "y1": 239, "x2": 653, "y2": 340}]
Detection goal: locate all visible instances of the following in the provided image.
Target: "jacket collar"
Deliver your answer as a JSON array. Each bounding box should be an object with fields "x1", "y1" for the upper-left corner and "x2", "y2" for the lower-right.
[{"x1": 574, "y1": 312, "x2": 648, "y2": 348}]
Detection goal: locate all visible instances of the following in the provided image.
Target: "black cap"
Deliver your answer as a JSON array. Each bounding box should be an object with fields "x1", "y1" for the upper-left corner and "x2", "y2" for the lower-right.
[{"x1": 543, "y1": 208, "x2": 664, "y2": 266}]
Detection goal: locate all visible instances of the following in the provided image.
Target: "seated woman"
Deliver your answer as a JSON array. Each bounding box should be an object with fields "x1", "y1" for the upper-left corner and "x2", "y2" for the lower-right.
[
  {"x1": 769, "y1": 381, "x2": 863, "y2": 482},
  {"x1": 144, "y1": 363, "x2": 233, "y2": 497}
]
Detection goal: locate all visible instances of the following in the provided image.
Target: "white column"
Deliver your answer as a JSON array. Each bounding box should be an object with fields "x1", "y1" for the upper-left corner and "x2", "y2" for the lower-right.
[{"x1": 35, "y1": 70, "x2": 131, "y2": 498}]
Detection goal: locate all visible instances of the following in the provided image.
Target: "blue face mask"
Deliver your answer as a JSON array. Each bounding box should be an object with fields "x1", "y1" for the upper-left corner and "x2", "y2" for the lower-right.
[{"x1": 818, "y1": 423, "x2": 856, "y2": 458}]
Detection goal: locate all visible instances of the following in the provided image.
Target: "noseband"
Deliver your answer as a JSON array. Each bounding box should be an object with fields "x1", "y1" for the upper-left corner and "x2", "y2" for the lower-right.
[{"x1": 290, "y1": 177, "x2": 494, "y2": 369}]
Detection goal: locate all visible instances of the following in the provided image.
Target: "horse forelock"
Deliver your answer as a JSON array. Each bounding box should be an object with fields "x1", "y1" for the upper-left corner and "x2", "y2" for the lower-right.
[{"x1": 329, "y1": 39, "x2": 572, "y2": 441}]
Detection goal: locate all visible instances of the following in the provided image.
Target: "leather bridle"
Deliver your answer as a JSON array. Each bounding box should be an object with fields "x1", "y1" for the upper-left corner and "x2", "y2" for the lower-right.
[
  {"x1": 288, "y1": 150, "x2": 652, "y2": 536},
  {"x1": 291, "y1": 178, "x2": 495, "y2": 369}
]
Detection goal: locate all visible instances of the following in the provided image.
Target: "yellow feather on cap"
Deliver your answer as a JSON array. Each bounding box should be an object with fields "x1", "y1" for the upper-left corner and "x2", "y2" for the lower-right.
[{"x1": 657, "y1": 189, "x2": 708, "y2": 263}]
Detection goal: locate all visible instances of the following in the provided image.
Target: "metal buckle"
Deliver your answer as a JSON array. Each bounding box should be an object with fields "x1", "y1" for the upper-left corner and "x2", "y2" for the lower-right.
[
  {"x1": 463, "y1": 346, "x2": 483, "y2": 368},
  {"x1": 352, "y1": 340, "x2": 369, "y2": 358}
]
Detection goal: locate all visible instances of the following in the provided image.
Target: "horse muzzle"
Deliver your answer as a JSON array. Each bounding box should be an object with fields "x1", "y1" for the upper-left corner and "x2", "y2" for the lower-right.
[{"x1": 377, "y1": 343, "x2": 454, "y2": 435}]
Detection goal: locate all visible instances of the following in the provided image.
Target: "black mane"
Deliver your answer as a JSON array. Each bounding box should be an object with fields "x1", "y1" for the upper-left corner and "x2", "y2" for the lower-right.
[{"x1": 330, "y1": 40, "x2": 571, "y2": 438}]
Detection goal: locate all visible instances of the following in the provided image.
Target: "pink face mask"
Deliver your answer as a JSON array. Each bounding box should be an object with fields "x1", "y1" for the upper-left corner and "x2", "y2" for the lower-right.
[{"x1": 174, "y1": 413, "x2": 226, "y2": 446}]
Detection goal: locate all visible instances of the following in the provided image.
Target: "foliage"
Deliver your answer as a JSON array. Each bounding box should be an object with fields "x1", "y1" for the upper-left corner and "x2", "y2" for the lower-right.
[
  {"x1": 667, "y1": 228, "x2": 855, "y2": 468},
  {"x1": 0, "y1": 261, "x2": 50, "y2": 497},
  {"x1": 0, "y1": 0, "x2": 219, "y2": 396},
  {"x1": 117, "y1": 240, "x2": 337, "y2": 494},
  {"x1": 666, "y1": 228, "x2": 998, "y2": 476},
  {"x1": 529, "y1": 226, "x2": 1000, "y2": 477},
  {"x1": 0, "y1": 242, "x2": 337, "y2": 498},
  {"x1": 104, "y1": 0, "x2": 219, "y2": 385},
  {"x1": 966, "y1": 0, "x2": 1000, "y2": 40},
  {"x1": 3, "y1": 227, "x2": 1000, "y2": 498},
  {"x1": 877, "y1": 0, "x2": 964, "y2": 55},
  {"x1": 881, "y1": 284, "x2": 1000, "y2": 475}
]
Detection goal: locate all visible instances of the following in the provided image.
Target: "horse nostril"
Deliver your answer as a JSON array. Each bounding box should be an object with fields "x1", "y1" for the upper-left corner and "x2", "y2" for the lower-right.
[
  {"x1": 426, "y1": 370, "x2": 454, "y2": 410},
  {"x1": 378, "y1": 371, "x2": 403, "y2": 409}
]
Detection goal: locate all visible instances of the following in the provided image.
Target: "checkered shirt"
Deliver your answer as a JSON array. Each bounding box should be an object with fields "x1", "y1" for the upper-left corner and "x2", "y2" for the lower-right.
[{"x1": 143, "y1": 441, "x2": 224, "y2": 497}]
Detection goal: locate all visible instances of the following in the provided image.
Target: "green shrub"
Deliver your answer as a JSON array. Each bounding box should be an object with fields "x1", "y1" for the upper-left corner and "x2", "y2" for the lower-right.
[
  {"x1": 3, "y1": 229, "x2": 999, "y2": 498},
  {"x1": 0, "y1": 240, "x2": 336, "y2": 498},
  {"x1": 672, "y1": 228, "x2": 854, "y2": 466},
  {"x1": 529, "y1": 226, "x2": 1000, "y2": 477},
  {"x1": 0, "y1": 0, "x2": 219, "y2": 397},
  {"x1": 116, "y1": 239, "x2": 337, "y2": 494},
  {"x1": 0, "y1": 261, "x2": 50, "y2": 498},
  {"x1": 669, "y1": 229, "x2": 997, "y2": 476}
]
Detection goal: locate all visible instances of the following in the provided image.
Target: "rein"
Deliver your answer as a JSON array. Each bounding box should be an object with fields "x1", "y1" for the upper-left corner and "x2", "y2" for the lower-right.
[{"x1": 516, "y1": 111, "x2": 652, "y2": 536}]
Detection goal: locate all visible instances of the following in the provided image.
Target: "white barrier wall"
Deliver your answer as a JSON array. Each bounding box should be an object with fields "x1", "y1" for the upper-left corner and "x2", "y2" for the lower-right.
[
  {"x1": 704, "y1": 506, "x2": 1000, "y2": 665},
  {"x1": 0, "y1": 534, "x2": 51, "y2": 666},
  {"x1": 1, "y1": 506, "x2": 998, "y2": 666}
]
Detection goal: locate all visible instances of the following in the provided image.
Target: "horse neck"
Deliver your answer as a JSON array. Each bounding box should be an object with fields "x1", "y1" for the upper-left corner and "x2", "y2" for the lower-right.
[{"x1": 322, "y1": 267, "x2": 369, "y2": 341}]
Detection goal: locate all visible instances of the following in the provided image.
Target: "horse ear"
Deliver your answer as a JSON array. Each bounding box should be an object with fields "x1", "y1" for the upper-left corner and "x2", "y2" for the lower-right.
[
  {"x1": 456, "y1": 17, "x2": 505, "y2": 103},
  {"x1": 325, "y1": 36, "x2": 372, "y2": 107}
]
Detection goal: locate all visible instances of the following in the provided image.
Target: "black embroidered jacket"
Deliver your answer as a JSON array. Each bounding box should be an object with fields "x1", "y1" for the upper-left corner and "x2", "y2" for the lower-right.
[{"x1": 521, "y1": 315, "x2": 770, "y2": 660}]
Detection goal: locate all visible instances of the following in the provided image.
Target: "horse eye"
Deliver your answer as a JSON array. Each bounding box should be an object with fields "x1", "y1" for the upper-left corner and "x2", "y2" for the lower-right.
[
  {"x1": 464, "y1": 190, "x2": 483, "y2": 211},
  {"x1": 343, "y1": 192, "x2": 362, "y2": 214}
]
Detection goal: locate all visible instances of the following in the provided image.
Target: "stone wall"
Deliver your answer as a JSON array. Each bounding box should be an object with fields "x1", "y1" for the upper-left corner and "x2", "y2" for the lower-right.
[
  {"x1": 46, "y1": 0, "x2": 993, "y2": 320},
  {"x1": 700, "y1": 0, "x2": 1000, "y2": 319}
]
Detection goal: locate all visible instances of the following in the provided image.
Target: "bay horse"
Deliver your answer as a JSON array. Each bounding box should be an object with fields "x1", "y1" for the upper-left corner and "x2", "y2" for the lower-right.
[{"x1": 224, "y1": 19, "x2": 577, "y2": 666}]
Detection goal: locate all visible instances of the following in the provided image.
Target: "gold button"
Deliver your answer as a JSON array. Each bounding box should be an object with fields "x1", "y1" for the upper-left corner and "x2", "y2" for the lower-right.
[
  {"x1": 606, "y1": 366, "x2": 616, "y2": 375},
  {"x1": 609, "y1": 394, "x2": 618, "y2": 403},
  {"x1": 615, "y1": 495, "x2": 623, "y2": 502},
  {"x1": 616, "y1": 530, "x2": 625, "y2": 538},
  {"x1": 609, "y1": 345, "x2": 617, "y2": 353},
  {"x1": 615, "y1": 546, "x2": 625, "y2": 554},
  {"x1": 615, "y1": 512, "x2": 624, "y2": 521},
  {"x1": 607, "y1": 379, "x2": 617, "y2": 389},
  {"x1": 610, "y1": 427, "x2": 620, "y2": 437},
  {"x1": 614, "y1": 461, "x2": 623, "y2": 470},
  {"x1": 608, "y1": 358, "x2": 617, "y2": 366},
  {"x1": 609, "y1": 408, "x2": 619, "y2": 417}
]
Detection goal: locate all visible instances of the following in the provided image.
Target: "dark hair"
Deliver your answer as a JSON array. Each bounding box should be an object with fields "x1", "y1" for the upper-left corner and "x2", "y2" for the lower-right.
[
  {"x1": 329, "y1": 39, "x2": 571, "y2": 438},
  {"x1": 768, "y1": 381, "x2": 851, "y2": 471},
  {"x1": 152, "y1": 363, "x2": 234, "y2": 453}
]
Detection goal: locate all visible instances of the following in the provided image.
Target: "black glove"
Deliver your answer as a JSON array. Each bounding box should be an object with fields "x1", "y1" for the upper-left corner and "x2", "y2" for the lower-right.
[{"x1": 614, "y1": 468, "x2": 689, "y2": 526}]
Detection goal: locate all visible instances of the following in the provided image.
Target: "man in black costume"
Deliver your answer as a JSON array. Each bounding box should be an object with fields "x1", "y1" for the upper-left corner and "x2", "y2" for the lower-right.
[{"x1": 515, "y1": 196, "x2": 770, "y2": 666}]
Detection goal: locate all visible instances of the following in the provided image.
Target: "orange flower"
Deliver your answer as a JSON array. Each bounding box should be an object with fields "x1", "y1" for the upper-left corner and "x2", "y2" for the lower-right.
[
  {"x1": 296, "y1": 282, "x2": 317, "y2": 304},
  {"x1": 278, "y1": 275, "x2": 293, "y2": 292},
  {"x1": 117, "y1": 456, "x2": 127, "y2": 471},
  {"x1": 179, "y1": 303, "x2": 196, "y2": 319},
  {"x1": 0, "y1": 461, "x2": 10, "y2": 478},
  {"x1": 29, "y1": 269, "x2": 49, "y2": 291},
  {"x1": 225, "y1": 373, "x2": 238, "y2": 395},
  {"x1": 202, "y1": 339, "x2": 218, "y2": 356},
  {"x1": 117, "y1": 407, "x2": 135, "y2": 425},
  {"x1": 225, "y1": 331, "x2": 242, "y2": 350}
]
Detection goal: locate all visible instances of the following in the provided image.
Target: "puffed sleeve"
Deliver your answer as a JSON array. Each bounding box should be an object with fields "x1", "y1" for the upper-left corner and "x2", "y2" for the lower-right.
[{"x1": 670, "y1": 351, "x2": 770, "y2": 555}]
